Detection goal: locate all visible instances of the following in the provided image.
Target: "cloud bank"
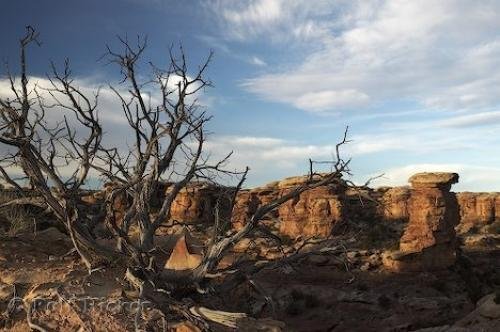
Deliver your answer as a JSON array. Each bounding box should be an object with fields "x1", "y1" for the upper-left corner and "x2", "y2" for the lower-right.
[{"x1": 210, "y1": 1, "x2": 500, "y2": 114}]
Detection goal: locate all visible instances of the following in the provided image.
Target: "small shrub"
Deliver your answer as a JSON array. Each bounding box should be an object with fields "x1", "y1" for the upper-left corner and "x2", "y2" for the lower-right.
[
  {"x1": 486, "y1": 222, "x2": 500, "y2": 234},
  {"x1": 4, "y1": 206, "x2": 36, "y2": 236}
]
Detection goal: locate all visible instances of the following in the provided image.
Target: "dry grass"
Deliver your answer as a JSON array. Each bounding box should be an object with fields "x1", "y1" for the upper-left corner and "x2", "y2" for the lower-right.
[{"x1": 0, "y1": 189, "x2": 38, "y2": 236}]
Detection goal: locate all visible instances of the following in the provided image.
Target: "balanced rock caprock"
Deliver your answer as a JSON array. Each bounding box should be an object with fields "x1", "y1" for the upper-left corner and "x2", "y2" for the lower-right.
[{"x1": 383, "y1": 172, "x2": 460, "y2": 272}]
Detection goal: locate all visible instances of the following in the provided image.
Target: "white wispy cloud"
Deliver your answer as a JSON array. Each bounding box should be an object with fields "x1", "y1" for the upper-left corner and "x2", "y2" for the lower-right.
[
  {"x1": 0, "y1": 77, "x2": 127, "y2": 126},
  {"x1": 207, "y1": 0, "x2": 337, "y2": 42},
  {"x1": 197, "y1": 35, "x2": 267, "y2": 67},
  {"x1": 294, "y1": 89, "x2": 370, "y2": 112},
  {"x1": 249, "y1": 56, "x2": 267, "y2": 67},
  {"x1": 437, "y1": 110, "x2": 500, "y2": 128},
  {"x1": 217, "y1": 1, "x2": 500, "y2": 114},
  {"x1": 201, "y1": 131, "x2": 500, "y2": 190}
]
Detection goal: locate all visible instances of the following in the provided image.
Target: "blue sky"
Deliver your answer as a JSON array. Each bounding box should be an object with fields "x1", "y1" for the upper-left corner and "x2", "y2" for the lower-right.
[{"x1": 2, "y1": 0, "x2": 500, "y2": 191}]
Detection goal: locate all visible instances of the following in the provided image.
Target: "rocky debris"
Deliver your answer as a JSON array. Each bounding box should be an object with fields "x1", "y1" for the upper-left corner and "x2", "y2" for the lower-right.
[
  {"x1": 164, "y1": 234, "x2": 202, "y2": 271},
  {"x1": 475, "y1": 293, "x2": 500, "y2": 319},
  {"x1": 341, "y1": 249, "x2": 383, "y2": 271},
  {"x1": 462, "y1": 233, "x2": 500, "y2": 248},
  {"x1": 383, "y1": 172, "x2": 460, "y2": 272},
  {"x1": 447, "y1": 293, "x2": 500, "y2": 330}
]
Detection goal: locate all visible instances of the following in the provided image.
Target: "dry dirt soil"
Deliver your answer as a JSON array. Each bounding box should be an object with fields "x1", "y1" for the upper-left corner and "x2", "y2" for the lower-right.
[{"x1": 1, "y1": 223, "x2": 500, "y2": 331}]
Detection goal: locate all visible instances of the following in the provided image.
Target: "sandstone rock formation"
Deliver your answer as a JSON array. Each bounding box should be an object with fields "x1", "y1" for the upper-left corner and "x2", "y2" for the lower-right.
[
  {"x1": 278, "y1": 184, "x2": 344, "y2": 238},
  {"x1": 456, "y1": 192, "x2": 497, "y2": 233},
  {"x1": 378, "y1": 186, "x2": 411, "y2": 221},
  {"x1": 41, "y1": 171, "x2": 500, "y2": 243},
  {"x1": 164, "y1": 234, "x2": 202, "y2": 271},
  {"x1": 167, "y1": 182, "x2": 234, "y2": 225},
  {"x1": 232, "y1": 181, "x2": 280, "y2": 230},
  {"x1": 383, "y1": 172, "x2": 460, "y2": 272},
  {"x1": 232, "y1": 175, "x2": 345, "y2": 238}
]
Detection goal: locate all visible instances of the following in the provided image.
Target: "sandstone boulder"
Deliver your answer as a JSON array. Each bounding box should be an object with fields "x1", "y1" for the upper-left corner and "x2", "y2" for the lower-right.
[
  {"x1": 451, "y1": 293, "x2": 500, "y2": 330},
  {"x1": 164, "y1": 234, "x2": 202, "y2": 271},
  {"x1": 408, "y1": 172, "x2": 459, "y2": 188},
  {"x1": 173, "y1": 321, "x2": 201, "y2": 332}
]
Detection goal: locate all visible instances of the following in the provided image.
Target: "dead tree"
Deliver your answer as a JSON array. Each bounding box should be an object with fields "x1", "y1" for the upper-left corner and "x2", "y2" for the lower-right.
[
  {"x1": 0, "y1": 27, "x2": 351, "y2": 328},
  {"x1": 0, "y1": 27, "x2": 119, "y2": 269}
]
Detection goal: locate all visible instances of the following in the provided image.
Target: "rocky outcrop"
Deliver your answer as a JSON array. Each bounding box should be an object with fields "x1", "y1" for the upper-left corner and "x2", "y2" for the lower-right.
[
  {"x1": 86, "y1": 182, "x2": 234, "y2": 228},
  {"x1": 378, "y1": 186, "x2": 411, "y2": 221},
  {"x1": 456, "y1": 192, "x2": 497, "y2": 233},
  {"x1": 167, "y1": 182, "x2": 233, "y2": 225},
  {"x1": 164, "y1": 233, "x2": 202, "y2": 271},
  {"x1": 278, "y1": 184, "x2": 344, "y2": 238},
  {"x1": 383, "y1": 172, "x2": 459, "y2": 272},
  {"x1": 345, "y1": 185, "x2": 500, "y2": 233},
  {"x1": 41, "y1": 172, "x2": 500, "y2": 242},
  {"x1": 232, "y1": 184, "x2": 279, "y2": 230},
  {"x1": 232, "y1": 175, "x2": 345, "y2": 238}
]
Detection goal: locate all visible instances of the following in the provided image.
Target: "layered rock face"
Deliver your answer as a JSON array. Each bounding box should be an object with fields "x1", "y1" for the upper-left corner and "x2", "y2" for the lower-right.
[
  {"x1": 89, "y1": 182, "x2": 234, "y2": 227},
  {"x1": 166, "y1": 182, "x2": 233, "y2": 225},
  {"x1": 232, "y1": 182, "x2": 279, "y2": 230},
  {"x1": 232, "y1": 176, "x2": 345, "y2": 238},
  {"x1": 384, "y1": 172, "x2": 460, "y2": 272},
  {"x1": 348, "y1": 186, "x2": 500, "y2": 232},
  {"x1": 400, "y1": 173, "x2": 459, "y2": 252},
  {"x1": 456, "y1": 192, "x2": 498, "y2": 233},
  {"x1": 77, "y1": 172, "x2": 500, "y2": 240},
  {"x1": 378, "y1": 186, "x2": 411, "y2": 221},
  {"x1": 278, "y1": 183, "x2": 344, "y2": 238}
]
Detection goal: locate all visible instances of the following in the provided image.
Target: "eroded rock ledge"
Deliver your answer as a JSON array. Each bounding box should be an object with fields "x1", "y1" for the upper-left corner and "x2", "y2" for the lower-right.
[{"x1": 4, "y1": 172, "x2": 500, "y2": 240}]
